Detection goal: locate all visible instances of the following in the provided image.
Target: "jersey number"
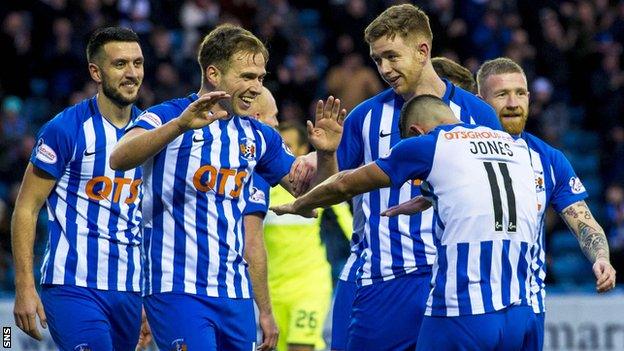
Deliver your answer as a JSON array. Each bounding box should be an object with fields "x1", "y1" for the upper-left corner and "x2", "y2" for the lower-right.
[
  {"x1": 295, "y1": 310, "x2": 318, "y2": 329},
  {"x1": 483, "y1": 162, "x2": 517, "y2": 232}
]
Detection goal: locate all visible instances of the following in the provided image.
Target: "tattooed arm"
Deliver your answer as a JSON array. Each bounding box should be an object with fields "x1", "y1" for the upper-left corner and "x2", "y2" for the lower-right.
[{"x1": 560, "y1": 200, "x2": 616, "y2": 292}]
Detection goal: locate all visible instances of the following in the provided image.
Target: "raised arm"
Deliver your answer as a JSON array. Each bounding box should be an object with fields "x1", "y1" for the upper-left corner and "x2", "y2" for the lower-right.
[
  {"x1": 12, "y1": 164, "x2": 55, "y2": 340},
  {"x1": 110, "y1": 91, "x2": 230, "y2": 170},
  {"x1": 279, "y1": 96, "x2": 346, "y2": 196},
  {"x1": 560, "y1": 200, "x2": 616, "y2": 292}
]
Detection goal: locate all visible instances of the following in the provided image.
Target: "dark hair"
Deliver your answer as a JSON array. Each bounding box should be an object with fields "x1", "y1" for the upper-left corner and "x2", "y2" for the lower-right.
[
  {"x1": 432, "y1": 57, "x2": 477, "y2": 93},
  {"x1": 86, "y1": 27, "x2": 140, "y2": 63},
  {"x1": 198, "y1": 23, "x2": 268, "y2": 75},
  {"x1": 399, "y1": 94, "x2": 450, "y2": 138},
  {"x1": 278, "y1": 120, "x2": 308, "y2": 147}
]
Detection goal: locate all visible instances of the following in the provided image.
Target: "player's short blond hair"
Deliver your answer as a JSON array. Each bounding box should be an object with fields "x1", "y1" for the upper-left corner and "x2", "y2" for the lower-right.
[
  {"x1": 432, "y1": 57, "x2": 477, "y2": 93},
  {"x1": 198, "y1": 23, "x2": 268, "y2": 75},
  {"x1": 364, "y1": 4, "x2": 433, "y2": 45},
  {"x1": 476, "y1": 58, "x2": 525, "y2": 94}
]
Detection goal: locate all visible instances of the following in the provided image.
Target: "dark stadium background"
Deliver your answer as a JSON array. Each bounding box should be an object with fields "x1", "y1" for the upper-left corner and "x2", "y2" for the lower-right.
[{"x1": 0, "y1": 0, "x2": 623, "y2": 350}]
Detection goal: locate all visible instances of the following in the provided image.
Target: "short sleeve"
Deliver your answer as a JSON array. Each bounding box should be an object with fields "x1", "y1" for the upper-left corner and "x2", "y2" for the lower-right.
[
  {"x1": 243, "y1": 175, "x2": 271, "y2": 216},
  {"x1": 30, "y1": 118, "x2": 75, "y2": 179},
  {"x1": 550, "y1": 149, "x2": 588, "y2": 213},
  {"x1": 337, "y1": 107, "x2": 365, "y2": 171},
  {"x1": 127, "y1": 111, "x2": 165, "y2": 132},
  {"x1": 375, "y1": 134, "x2": 436, "y2": 187},
  {"x1": 254, "y1": 124, "x2": 296, "y2": 186}
]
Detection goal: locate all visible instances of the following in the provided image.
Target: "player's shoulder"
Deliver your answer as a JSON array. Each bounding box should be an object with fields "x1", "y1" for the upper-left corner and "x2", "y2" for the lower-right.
[
  {"x1": 347, "y1": 88, "x2": 397, "y2": 120},
  {"x1": 42, "y1": 96, "x2": 94, "y2": 136},
  {"x1": 447, "y1": 81, "x2": 482, "y2": 106},
  {"x1": 448, "y1": 81, "x2": 497, "y2": 113},
  {"x1": 522, "y1": 132, "x2": 565, "y2": 159},
  {"x1": 145, "y1": 94, "x2": 195, "y2": 121}
]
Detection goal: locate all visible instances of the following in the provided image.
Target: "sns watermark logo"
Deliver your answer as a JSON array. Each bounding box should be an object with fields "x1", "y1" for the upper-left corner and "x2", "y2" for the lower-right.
[
  {"x1": 239, "y1": 138, "x2": 256, "y2": 161},
  {"x1": 569, "y1": 177, "x2": 586, "y2": 195},
  {"x1": 3, "y1": 327, "x2": 10, "y2": 348},
  {"x1": 170, "y1": 338, "x2": 188, "y2": 351},
  {"x1": 35, "y1": 138, "x2": 57, "y2": 164}
]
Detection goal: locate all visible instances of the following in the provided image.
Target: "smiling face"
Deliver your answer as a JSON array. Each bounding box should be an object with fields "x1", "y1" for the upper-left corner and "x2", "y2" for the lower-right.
[
  {"x1": 209, "y1": 51, "x2": 266, "y2": 115},
  {"x1": 91, "y1": 41, "x2": 144, "y2": 107},
  {"x1": 480, "y1": 72, "x2": 529, "y2": 135},
  {"x1": 369, "y1": 35, "x2": 426, "y2": 98}
]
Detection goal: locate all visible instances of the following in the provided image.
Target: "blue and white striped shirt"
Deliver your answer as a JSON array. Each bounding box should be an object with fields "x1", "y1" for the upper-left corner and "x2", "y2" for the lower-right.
[
  {"x1": 131, "y1": 93, "x2": 295, "y2": 298},
  {"x1": 522, "y1": 132, "x2": 587, "y2": 314},
  {"x1": 376, "y1": 124, "x2": 539, "y2": 316},
  {"x1": 32, "y1": 96, "x2": 143, "y2": 292},
  {"x1": 337, "y1": 81, "x2": 502, "y2": 286}
]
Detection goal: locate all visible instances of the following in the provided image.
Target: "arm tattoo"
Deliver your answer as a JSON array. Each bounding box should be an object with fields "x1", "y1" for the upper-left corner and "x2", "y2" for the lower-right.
[
  {"x1": 578, "y1": 220, "x2": 609, "y2": 263},
  {"x1": 562, "y1": 201, "x2": 610, "y2": 263}
]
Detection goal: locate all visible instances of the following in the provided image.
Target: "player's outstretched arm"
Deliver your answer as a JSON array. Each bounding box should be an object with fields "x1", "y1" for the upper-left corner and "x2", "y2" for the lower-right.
[
  {"x1": 243, "y1": 214, "x2": 279, "y2": 351},
  {"x1": 381, "y1": 196, "x2": 433, "y2": 217},
  {"x1": 560, "y1": 200, "x2": 617, "y2": 293},
  {"x1": 272, "y1": 163, "x2": 390, "y2": 218},
  {"x1": 11, "y1": 164, "x2": 53, "y2": 341},
  {"x1": 110, "y1": 91, "x2": 230, "y2": 170}
]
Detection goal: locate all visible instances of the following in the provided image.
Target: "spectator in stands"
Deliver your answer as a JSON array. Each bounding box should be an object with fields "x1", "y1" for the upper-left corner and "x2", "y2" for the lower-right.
[{"x1": 326, "y1": 52, "x2": 382, "y2": 113}]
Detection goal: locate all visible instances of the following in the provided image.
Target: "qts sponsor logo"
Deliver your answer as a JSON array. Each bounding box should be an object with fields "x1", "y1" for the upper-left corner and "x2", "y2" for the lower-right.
[
  {"x1": 193, "y1": 165, "x2": 248, "y2": 198},
  {"x1": 85, "y1": 176, "x2": 142, "y2": 203}
]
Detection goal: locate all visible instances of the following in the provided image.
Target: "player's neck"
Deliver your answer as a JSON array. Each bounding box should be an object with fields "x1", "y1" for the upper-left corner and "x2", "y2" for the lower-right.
[
  {"x1": 96, "y1": 94, "x2": 133, "y2": 129},
  {"x1": 403, "y1": 65, "x2": 446, "y2": 101}
]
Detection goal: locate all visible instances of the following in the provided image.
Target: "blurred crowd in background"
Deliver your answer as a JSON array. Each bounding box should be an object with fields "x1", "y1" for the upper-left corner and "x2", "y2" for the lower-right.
[{"x1": 0, "y1": 0, "x2": 623, "y2": 295}]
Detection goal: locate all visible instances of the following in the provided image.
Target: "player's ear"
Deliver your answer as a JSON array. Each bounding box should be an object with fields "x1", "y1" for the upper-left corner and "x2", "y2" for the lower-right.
[
  {"x1": 206, "y1": 65, "x2": 220, "y2": 87},
  {"x1": 88, "y1": 62, "x2": 102, "y2": 83},
  {"x1": 416, "y1": 40, "x2": 430, "y2": 63},
  {"x1": 408, "y1": 124, "x2": 423, "y2": 137}
]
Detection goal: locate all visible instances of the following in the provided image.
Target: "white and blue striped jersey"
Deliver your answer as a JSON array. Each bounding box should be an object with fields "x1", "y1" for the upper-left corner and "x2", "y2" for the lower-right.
[
  {"x1": 31, "y1": 96, "x2": 143, "y2": 292},
  {"x1": 376, "y1": 124, "x2": 539, "y2": 317},
  {"x1": 337, "y1": 80, "x2": 502, "y2": 286},
  {"x1": 521, "y1": 132, "x2": 587, "y2": 314},
  {"x1": 131, "y1": 93, "x2": 295, "y2": 298}
]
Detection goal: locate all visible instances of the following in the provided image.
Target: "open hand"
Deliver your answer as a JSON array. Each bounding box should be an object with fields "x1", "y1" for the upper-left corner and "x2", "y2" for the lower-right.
[
  {"x1": 307, "y1": 96, "x2": 347, "y2": 153},
  {"x1": 13, "y1": 286, "x2": 47, "y2": 341},
  {"x1": 175, "y1": 91, "x2": 231, "y2": 131},
  {"x1": 257, "y1": 312, "x2": 279, "y2": 351}
]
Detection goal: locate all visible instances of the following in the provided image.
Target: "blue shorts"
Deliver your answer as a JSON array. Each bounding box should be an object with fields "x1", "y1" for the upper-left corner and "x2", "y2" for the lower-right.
[
  {"x1": 347, "y1": 272, "x2": 431, "y2": 351},
  {"x1": 416, "y1": 305, "x2": 539, "y2": 351},
  {"x1": 536, "y1": 312, "x2": 545, "y2": 351},
  {"x1": 331, "y1": 279, "x2": 357, "y2": 350},
  {"x1": 144, "y1": 292, "x2": 256, "y2": 351},
  {"x1": 40, "y1": 284, "x2": 142, "y2": 351}
]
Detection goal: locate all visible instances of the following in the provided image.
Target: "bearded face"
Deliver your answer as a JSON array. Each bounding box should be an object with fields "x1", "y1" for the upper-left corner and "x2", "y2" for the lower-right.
[{"x1": 481, "y1": 73, "x2": 530, "y2": 136}]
